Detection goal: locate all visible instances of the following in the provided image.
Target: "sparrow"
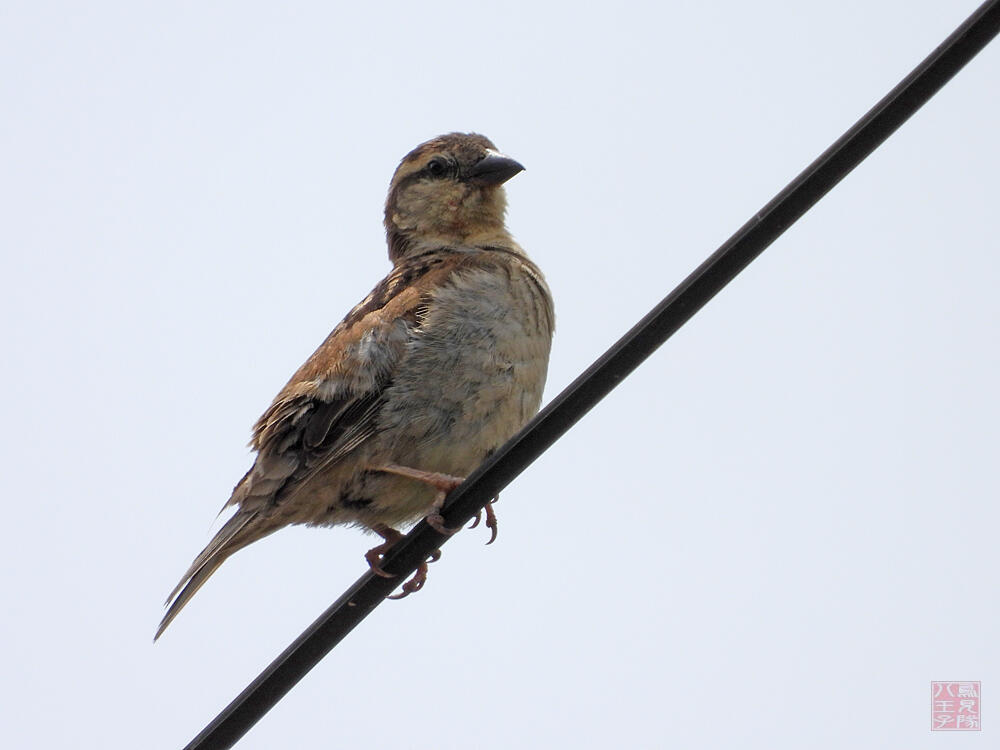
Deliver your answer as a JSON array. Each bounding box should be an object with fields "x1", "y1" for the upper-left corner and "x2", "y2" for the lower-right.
[{"x1": 156, "y1": 133, "x2": 554, "y2": 639}]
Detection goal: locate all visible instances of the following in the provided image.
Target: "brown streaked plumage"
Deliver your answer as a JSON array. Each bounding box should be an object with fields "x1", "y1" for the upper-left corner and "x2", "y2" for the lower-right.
[{"x1": 156, "y1": 133, "x2": 554, "y2": 639}]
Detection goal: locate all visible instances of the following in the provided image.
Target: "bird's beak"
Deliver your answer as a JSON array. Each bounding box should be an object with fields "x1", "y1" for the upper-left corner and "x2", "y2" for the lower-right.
[{"x1": 466, "y1": 152, "x2": 525, "y2": 186}]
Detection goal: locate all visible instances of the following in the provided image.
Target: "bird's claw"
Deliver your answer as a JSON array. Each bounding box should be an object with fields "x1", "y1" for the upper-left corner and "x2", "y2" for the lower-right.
[
  {"x1": 367, "y1": 557, "x2": 396, "y2": 579},
  {"x1": 466, "y1": 496, "x2": 500, "y2": 542},
  {"x1": 388, "y1": 566, "x2": 425, "y2": 599},
  {"x1": 484, "y1": 497, "x2": 498, "y2": 545},
  {"x1": 365, "y1": 524, "x2": 406, "y2": 578},
  {"x1": 371, "y1": 491, "x2": 499, "y2": 601},
  {"x1": 387, "y1": 550, "x2": 440, "y2": 599}
]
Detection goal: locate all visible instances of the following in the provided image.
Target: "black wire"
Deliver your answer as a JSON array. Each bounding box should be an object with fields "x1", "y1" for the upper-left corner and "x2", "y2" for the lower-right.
[{"x1": 183, "y1": 2, "x2": 1000, "y2": 747}]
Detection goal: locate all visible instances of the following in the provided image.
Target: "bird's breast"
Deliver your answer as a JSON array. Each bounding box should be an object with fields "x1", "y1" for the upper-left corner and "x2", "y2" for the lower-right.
[{"x1": 376, "y1": 259, "x2": 554, "y2": 477}]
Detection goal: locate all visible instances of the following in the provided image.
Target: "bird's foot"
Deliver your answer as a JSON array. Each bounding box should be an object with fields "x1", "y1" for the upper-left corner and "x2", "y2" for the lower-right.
[
  {"x1": 387, "y1": 549, "x2": 441, "y2": 600},
  {"x1": 467, "y1": 496, "x2": 500, "y2": 544},
  {"x1": 425, "y1": 485, "x2": 466, "y2": 535},
  {"x1": 367, "y1": 524, "x2": 442, "y2": 598},
  {"x1": 426, "y1": 505, "x2": 461, "y2": 536},
  {"x1": 365, "y1": 524, "x2": 405, "y2": 578}
]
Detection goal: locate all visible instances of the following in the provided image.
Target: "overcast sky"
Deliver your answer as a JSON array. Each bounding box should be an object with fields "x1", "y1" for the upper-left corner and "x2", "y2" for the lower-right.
[{"x1": 2, "y1": 1, "x2": 997, "y2": 748}]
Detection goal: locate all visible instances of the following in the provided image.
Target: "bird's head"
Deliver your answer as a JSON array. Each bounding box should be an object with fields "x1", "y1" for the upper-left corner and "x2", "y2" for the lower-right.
[{"x1": 384, "y1": 133, "x2": 524, "y2": 262}]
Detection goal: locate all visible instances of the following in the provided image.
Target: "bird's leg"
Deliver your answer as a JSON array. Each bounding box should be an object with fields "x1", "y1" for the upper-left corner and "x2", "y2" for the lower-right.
[
  {"x1": 424, "y1": 484, "x2": 462, "y2": 536},
  {"x1": 365, "y1": 524, "x2": 406, "y2": 578},
  {"x1": 374, "y1": 463, "x2": 465, "y2": 493},
  {"x1": 371, "y1": 463, "x2": 466, "y2": 535}
]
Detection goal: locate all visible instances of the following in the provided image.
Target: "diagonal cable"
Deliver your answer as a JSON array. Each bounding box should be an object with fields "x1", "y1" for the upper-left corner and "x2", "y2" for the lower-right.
[{"x1": 183, "y1": 2, "x2": 1000, "y2": 747}]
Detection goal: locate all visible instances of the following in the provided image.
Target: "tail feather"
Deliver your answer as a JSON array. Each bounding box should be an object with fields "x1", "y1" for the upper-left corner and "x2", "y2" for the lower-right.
[{"x1": 155, "y1": 510, "x2": 274, "y2": 640}]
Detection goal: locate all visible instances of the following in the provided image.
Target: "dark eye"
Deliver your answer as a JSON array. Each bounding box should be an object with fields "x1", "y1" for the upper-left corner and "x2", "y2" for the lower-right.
[{"x1": 425, "y1": 158, "x2": 448, "y2": 178}]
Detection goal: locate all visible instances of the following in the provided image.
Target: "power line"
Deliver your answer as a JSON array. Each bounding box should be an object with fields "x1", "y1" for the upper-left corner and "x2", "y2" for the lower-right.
[{"x1": 182, "y1": 2, "x2": 1000, "y2": 747}]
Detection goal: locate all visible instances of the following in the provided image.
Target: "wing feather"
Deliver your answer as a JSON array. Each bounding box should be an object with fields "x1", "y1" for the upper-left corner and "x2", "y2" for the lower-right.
[{"x1": 158, "y1": 253, "x2": 461, "y2": 637}]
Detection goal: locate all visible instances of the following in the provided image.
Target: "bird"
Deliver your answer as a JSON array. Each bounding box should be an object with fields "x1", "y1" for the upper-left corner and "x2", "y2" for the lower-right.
[{"x1": 156, "y1": 133, "x2": 554, "y2": 639}]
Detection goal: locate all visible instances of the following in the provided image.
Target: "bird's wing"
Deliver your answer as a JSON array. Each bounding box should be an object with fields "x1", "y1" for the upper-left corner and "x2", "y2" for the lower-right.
[
  {"x1": 156, "y1": 253, "x2": 460, "y2": 639},
  {"x1": 238, "y1": 253, "x2": 458, "y2": 510}
]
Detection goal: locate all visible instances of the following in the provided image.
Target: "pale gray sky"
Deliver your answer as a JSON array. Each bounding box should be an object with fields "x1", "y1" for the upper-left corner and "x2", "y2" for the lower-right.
[{"x1": 2, "y1": 1, "x2": 997, "y2": 748}]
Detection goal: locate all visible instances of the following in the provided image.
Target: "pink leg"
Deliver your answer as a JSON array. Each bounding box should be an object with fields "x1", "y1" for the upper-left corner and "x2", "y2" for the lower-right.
[
  {"x1": 375, "y1": 463, "x2": 465, "y2": 493},
  {"x1": 370, "y1": 463, "x2": 466, "y2": 534}
]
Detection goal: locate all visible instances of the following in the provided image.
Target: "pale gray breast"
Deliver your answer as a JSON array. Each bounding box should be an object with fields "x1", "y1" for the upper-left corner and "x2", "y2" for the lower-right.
[{"x1": 376, "y1": 257, "x2": 554, "y2": 475}]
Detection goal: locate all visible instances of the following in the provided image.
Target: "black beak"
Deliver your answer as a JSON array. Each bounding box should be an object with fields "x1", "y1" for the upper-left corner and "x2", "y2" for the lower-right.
[{"x1": 466, "y1": 154, "x2": 525, "y2": 186}]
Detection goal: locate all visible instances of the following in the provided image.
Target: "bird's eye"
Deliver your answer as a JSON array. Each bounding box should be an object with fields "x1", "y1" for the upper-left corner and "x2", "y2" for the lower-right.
[{"x1": 425, "y1": 158, "x2": 447, "y2": 178}]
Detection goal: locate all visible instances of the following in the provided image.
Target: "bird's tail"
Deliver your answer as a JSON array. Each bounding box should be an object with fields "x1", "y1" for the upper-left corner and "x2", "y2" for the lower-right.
[{"x1": 155, "y1": 510, "x2": 277, "y2": 640}]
